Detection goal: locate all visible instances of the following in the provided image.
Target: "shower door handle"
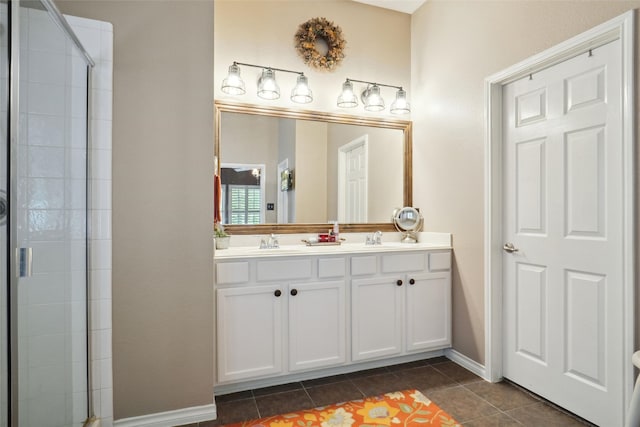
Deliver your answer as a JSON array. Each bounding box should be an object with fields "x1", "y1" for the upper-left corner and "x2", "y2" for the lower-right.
[{"x1": 17, "y1": 247, "x2": 32, "y2": 278}]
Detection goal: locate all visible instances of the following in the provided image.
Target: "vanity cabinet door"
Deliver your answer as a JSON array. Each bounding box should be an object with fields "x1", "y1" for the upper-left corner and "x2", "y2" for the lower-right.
[
  {"x1": 405, "y1": 272, "x2": 451, "y2": 352},
  {"x1": 217, "y1": 285, "x2": 284, "y2": 383},
  {"x1": 288, "y1": 281, "x2": 346, "y2": 372},
  {"x1": 352, "y1": 277, "x2": 403, "y2": 361}
]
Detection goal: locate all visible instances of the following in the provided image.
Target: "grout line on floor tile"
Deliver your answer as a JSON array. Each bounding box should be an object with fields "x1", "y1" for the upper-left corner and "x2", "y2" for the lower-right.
[
  {"x1": 349, "y1": 378, "x2": 367, "y2": 398},
  {"x1": 252, "y1": 396, "x2": 261, "y2": 419},
  {"x1": 301, "y1": 385, "x2": 316, "y2": 408}
]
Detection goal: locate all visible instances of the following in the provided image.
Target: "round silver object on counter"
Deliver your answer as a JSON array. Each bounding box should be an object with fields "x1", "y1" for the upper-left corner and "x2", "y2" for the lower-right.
[{"x1": 392, "y1": 206, "x2": 423, "y2": 243}]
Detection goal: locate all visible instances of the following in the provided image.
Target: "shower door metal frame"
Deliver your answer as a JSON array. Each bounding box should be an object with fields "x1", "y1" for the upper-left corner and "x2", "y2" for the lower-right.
[{"x1": 6, "y1": 0, "x2": 95, "y2": 425}]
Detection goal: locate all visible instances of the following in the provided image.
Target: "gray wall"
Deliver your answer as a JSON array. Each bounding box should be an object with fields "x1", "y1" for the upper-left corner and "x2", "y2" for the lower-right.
[{"x1": 58, "y1": 1, "x2": 215, "y2": 419}]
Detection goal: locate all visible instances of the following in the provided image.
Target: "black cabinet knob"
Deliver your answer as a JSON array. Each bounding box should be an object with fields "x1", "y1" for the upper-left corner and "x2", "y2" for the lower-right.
[
  {"x1": 274, "y1": 289, "x2": 282, "y2": 297},
  {"x1": 396, "y1": 279, "x2": 403, "y2": 286},
  {"x1": 409, "y1": 279, "x2": 415, "y2": 285},
  {"x1": 291, "y1": 288, "x2": 298, "y2": 296}
]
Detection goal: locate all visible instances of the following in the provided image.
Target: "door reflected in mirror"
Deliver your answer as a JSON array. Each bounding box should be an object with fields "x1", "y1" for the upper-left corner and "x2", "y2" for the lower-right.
[{"x1": 215, "y1": 101, "x2": 412, "y2": 234}]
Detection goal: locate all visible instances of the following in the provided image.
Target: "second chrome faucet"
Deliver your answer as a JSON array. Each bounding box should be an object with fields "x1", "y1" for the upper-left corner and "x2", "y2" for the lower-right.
[
  {"x1": 365, "y1": 231, "x2": 383, "y2": 245},
  {"x1": 260, "y1": 233, "x2": 280, "y2": 249}
]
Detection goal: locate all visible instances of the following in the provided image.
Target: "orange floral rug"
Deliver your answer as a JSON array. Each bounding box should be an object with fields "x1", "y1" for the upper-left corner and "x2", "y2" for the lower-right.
[{"x1": 224, "y1": 389, "x2": 460, "y2": 427}]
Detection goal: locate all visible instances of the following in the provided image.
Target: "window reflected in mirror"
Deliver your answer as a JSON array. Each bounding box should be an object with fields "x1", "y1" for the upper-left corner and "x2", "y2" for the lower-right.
[{"x1": 220, "y1": 164, "x2": 264, "y2": 225}]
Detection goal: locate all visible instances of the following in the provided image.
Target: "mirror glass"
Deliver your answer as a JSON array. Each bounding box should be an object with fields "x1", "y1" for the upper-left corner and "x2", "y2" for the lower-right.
[{"x1": 215, "y1": 101, "x2": 412, "y2": 234}]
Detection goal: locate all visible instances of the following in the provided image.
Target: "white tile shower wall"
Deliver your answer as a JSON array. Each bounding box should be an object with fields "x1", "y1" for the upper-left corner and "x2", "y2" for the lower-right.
[{"x1": 67, "y1": 14, "x2": 114, "y2": 427}]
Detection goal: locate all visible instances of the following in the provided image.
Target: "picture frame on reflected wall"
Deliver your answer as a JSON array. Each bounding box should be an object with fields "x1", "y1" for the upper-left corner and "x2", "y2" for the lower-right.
[{"x1": 281, "y1": 168, "x2": 293, "y2": 191}]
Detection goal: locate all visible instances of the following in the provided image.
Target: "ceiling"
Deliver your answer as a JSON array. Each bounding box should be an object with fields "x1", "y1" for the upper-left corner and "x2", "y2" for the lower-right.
[{"x1": 352, "y1": 0, "x2": 427, "y2": 14}]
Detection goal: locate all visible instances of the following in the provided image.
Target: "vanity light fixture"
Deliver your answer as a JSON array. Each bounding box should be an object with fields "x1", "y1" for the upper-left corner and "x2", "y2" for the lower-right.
[
  {"x1": 337, "y1": 78, "x2": 410, "y2": 115},
  {"x1": 257, "y1": 69, "x2": 280, "y2": 100},
  {"x1": 390, "y1": 88, "x2": 410, "y2": 115},
  {"x1": 336, "y1": 80, "x2": 358, "y2": 108},
  {"x1": 221, "y1": 61, "x2": 313, "y2": 104},
  {"x1": 363, "y1": 84, "x2": 385, "y2": 112},
  {"x1": 290, "y1": 74, "x2": 313, "y2": 104},
  {"x1": 221, "y1": 63, "x2": 246, "y2": 95}
]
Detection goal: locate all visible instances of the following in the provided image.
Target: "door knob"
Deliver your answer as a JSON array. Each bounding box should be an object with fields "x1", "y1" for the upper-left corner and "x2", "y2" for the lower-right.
[
  {"x1": 290, "y1": 288, "x2": 298, "y2": 296},
  {"x1": 503, "y1": 242, "x2": 519, "y2": 253},
  {"x1": 396, "y1": 279, "x2": 403, "y2": 286},
  {"x1": 274, "y1": 290, "x2": 282, "y2": 297}
]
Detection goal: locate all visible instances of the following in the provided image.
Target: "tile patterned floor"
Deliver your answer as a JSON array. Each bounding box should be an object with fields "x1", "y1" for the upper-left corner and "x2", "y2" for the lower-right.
[{"x1": 180, "y1": 357, "x2": 595, "y2": 426}]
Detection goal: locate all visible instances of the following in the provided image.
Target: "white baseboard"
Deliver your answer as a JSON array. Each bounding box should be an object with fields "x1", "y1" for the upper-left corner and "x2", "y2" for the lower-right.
[
  {"x1": 113, "y1": 402, "x2": 217, "y2": 427},
  {"x1": 444, "y1": 348, "x2": 491, "y2": 381}
]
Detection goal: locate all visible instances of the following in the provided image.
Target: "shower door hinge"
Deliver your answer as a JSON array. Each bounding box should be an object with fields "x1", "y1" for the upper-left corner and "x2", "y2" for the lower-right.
[{"x1": 17, "y1": 247, "x2": 32, "y2": 278}]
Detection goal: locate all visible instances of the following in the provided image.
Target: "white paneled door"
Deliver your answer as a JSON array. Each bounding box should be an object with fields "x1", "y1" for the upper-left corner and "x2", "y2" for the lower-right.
[
  {"x1": 338, "y1": 136, "x2": 368, "y2": 223},
  {"x1": 502, "y1": 39, "x2": 624, "y2": 426}
]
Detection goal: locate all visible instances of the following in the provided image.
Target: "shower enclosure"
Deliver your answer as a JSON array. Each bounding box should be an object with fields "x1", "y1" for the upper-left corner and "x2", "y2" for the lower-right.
[{"x1": 0, "y1": 0, "x2": 95, "y2": 425}]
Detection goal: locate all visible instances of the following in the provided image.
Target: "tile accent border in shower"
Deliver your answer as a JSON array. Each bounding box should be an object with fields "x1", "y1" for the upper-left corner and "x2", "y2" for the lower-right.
[{"x1": 67, "y1": 15, "x2": 114, "y2": 427}]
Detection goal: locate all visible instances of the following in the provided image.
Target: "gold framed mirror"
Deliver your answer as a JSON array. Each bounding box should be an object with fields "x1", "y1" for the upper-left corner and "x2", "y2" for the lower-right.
[{"x1": 214, "y1": 100, "x2": 412, "y2": 235}]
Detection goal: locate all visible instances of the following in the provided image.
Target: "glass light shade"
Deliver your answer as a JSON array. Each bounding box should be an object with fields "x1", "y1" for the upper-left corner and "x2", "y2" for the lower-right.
[
  {"x1": 291, "y1": 74, "x2": 313, "y2": 104},
  {"x1": 390, "y1": 89, "x2": 410, "y2": 114},
  {"x1": 364, "y1": 85, "x2": 385, "y2": 112},
  {"x1": 221, "y1": 63, "x2": 246, "y2": 95},
  {"x1": 257, "y1": 69, "x2": 280, "y2": 100},
  {"x1": 337, "y1": 80, "x2": 358, "y2": 108}
]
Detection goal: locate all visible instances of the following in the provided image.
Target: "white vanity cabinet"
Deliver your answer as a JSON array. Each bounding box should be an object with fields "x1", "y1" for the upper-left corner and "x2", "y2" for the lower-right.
[
  {"x1": 216, "y1": 284, "x2": 284, "y2": 383},
  {"x1": 405, "y1": 270, "x2": 451, "y2": 351},
  {"x1": 215, "y1": 257, "x2": 347, "y2": 384},
  {"x1": 351, "y1": 251, "x2": 451, "y2": 361},
  {"x1": 287, "y1": 280, "x2": 346, "y2": 372},
  {"x1": 214, "y1": 244, "x2": 451, "y2": 390}
]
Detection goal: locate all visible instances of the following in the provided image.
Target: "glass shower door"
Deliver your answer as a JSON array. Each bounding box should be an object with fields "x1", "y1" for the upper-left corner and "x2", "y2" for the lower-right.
[
  {"x1": 9, "y1": 1, "x2": 90, "y2": 426},
  {"x1": 0, "y1": 2, "x2": 9, "y2": 427}
]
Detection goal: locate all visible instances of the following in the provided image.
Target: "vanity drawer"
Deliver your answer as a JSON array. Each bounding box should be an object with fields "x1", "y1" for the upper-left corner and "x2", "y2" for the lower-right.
[
  {"x1": 428, "y1": 251, "x2": 451, "y2": 272},
  {"x1": 216, "y1": 262, "x2": 249, "y2": 284},
  {"x1": 257, "y1": 259, "x2": 312, "y2": 282},
  {"x1": 381, "y1": 253, "x2": 426, "y2": 273},
  {"x1": 351, "y1": 256, "x2": 377, "y2": 276},
  {"x1": 318, "y1": 257, "x2": 346, "y2": 278}
]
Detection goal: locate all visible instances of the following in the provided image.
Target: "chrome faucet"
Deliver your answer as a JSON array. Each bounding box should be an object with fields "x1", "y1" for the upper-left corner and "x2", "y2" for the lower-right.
[
  {"x1": 365, "y1": 231, "x2": 383, "y2": 245},
  {"x1": 260, "y1": 233, "x2": 280, "y2": 249}
]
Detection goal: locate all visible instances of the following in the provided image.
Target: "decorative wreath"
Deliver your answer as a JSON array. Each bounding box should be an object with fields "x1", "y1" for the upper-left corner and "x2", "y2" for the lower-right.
[{"x1": 294, "y1": 17, "x2": 346, "y2": 71}]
